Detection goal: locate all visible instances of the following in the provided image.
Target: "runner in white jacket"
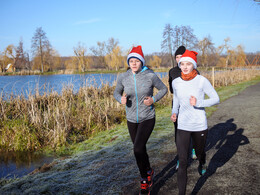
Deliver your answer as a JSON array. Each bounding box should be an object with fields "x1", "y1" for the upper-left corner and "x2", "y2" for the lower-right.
[{"x1": 170, "y1": 50, "x2": 219, "y2": 195}]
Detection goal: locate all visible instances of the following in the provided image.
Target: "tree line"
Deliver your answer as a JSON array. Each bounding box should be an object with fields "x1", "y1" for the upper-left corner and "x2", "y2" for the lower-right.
[{"x1": 0, "y1": 25, "x2": 259, "y2": 73}]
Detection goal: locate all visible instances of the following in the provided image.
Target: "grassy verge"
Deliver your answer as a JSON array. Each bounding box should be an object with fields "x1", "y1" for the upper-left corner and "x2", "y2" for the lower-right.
[
  {"x1": 60, "y1": 76, "x2": 260, "y2": 156},
  {"x1": 0, "y1": 69, "x2": 259, "y2": 154}
]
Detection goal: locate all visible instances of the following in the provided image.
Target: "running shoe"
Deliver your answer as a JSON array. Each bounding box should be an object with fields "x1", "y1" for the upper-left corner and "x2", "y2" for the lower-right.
[
  {"x1": 139, "y1": 178, "x2": 150, "y2": 195},
  {"x1": 192, "y1": 148, "x2": 197, "y2": 160},
  {"x1": 147, "y1": 168, "x2": 154, "y2": 187},
  {"x1": 198, "y1": 163, "x2": 207, "y2": 176}
]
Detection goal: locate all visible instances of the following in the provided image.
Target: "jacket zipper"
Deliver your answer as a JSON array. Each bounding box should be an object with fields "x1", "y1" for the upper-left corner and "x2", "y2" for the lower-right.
[{"x1": 133, "y1": 73, "x2": 139, "y2": 123}]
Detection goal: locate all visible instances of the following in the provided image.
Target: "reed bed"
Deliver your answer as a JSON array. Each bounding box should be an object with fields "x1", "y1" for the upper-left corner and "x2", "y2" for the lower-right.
[
  {"x1": 0, "y1": 82, "x2": 125, "y2": 152},
  {"x1": 159, "y1": 67, "x2": 260, "y2": 106},
  {"x1": 0, "y1": 68, "x2": 259, "y2": 152},
  {"x1": 201, "y1": 68, "x2": 260, "y2": 88}
]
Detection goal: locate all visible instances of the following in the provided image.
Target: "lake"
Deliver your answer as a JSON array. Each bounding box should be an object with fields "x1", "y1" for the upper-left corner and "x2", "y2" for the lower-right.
[
  {"x1": 0, "y1": 72, "x2": 168, "y2": 99},
  {"x1": 0, "y1": 72, "x2": 167, "y2": 178},
  {"x1": 0, "y1": 152, "x2": 55, "y2": 179}
]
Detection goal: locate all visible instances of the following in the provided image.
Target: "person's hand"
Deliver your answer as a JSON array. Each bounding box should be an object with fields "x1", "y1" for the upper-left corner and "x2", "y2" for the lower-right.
[
  {"x1": 144, "y1": 96, "x2": 154, "y2": 106},
  {"x1": 190, "y1": 95, "x2": 197, "y2": 106},
  {"x1": 171, "y1": 113, "x2": 177, "y2": 122},
  {"x1": 121, "y1": 94, "x2": 127, "y2": 105}
]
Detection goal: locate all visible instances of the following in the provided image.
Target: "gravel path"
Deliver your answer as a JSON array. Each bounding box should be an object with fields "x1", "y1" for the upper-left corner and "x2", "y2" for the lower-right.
[{"x1": 146, "y1": 81, "x2": 260, "y2": 195}]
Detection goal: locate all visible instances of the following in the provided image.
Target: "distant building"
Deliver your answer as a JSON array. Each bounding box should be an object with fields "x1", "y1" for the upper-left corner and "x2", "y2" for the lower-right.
[{"x1": 5, "y1": 63, "x2": 16, "y2": 72}]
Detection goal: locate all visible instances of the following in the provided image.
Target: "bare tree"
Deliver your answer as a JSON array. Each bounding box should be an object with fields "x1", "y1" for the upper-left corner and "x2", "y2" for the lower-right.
[
  {"x1": 104, "y1": 38, "x2": 120, "y2": 70},
  {"x1": 73, "y1": 42, "x2": 88, "y2": 72},
  {"x1": 105, "y1": 45, "x2": 123, "y2": 71},
  {"x1": 90, "y1": 41, "x2": 106, "y2": 68},
  {"x1": 106, "y1": 37, "x2": 119, "y2": 54},
  {"x1": 161, "y1": 23, "x2": 174, "y2": 67},
  {"x1": 162, "y1": 24, "x2": 198, "y2": 67},
  {"x1": 31, "y1": 27, "x2": 50, "y2": 72},
  {"x1": 216, "y1": 37, "x2": 232, "y2": 68},
  {"x1": 223, "y1": 37, "x2": 232, "y2": 68},
  {"x1": 173, "y1": 25, "x2": 181, "y2": 51},
  {"x1": 44, "y1": 44, "x2": 61, "y2": 71},
  {"x1": 24, "y1": 52, "x2": 32, "y2": 71},
  {"x1": 198, "y1": 35, "x2": 215, "y2": 67},
  {"x1": 0, "y1": 51, "x2": 3, "y2": 72},
  {"x1": 184, "y1": 26, "x2": 198, "y2": 49},
  {"x1": 235, "y1": 45, "x2": 246, "y2": 66},
  {"x1": 225, "y1": 44, "x2": 246, "y2": 67},
  {"x1": 173, "y1": 25, "x2": 198, "y2": 51},
  {"x1": 15, "y1": 38, "x2": 29, "y2": 70}
]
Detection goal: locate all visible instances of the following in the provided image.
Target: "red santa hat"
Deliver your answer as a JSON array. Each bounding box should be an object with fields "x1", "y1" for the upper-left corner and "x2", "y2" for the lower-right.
[
  {"x1": 178, "y1": 50, "x2": 198, "y2": 69},
  {"x1": 127, "y1": 45, "x2": 145, "y2": 66}
]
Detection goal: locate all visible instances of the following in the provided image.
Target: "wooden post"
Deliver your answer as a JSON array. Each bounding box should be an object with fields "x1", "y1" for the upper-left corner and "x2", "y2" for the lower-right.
[{"x1": 212, "y1": 67, "x2": 215, "y2": 88}]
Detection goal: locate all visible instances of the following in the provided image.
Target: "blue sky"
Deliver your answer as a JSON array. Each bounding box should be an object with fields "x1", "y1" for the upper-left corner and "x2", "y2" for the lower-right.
[{"x1": 1, "y1": 0, "x2": 260, "y2": 56}]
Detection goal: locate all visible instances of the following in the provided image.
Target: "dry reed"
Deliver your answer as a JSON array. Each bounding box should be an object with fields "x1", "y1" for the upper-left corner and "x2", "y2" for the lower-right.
[
  {"x1": 203, "y1": 68, "x2": 260, "y2": 87},
  {"x1": 0, "y1": 81, "x2": 125, "y2": 152},
  {"x1": 0, "y1": 68, "x2": 259, "y2": 152}
]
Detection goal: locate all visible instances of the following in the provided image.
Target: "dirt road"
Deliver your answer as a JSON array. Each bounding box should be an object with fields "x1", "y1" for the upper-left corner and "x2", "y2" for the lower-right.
[{"x1": 144, "y1": 82, "x2": 260, "y2": 195}]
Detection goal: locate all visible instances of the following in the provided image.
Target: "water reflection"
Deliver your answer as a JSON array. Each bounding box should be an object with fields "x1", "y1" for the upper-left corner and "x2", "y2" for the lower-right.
[
  {"x1": 0, "y1": 151, "x2": 55, "y2": 178},
  {"x1": 0, "y1": 74, "x2": 116, "y2": 99},
  {"x1": 0, "y1": 73, "x2": 167, "y2": 99}
]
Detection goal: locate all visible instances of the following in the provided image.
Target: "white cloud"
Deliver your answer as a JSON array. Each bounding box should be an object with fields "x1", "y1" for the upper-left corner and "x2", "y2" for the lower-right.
[
  {"x1": 215, "y1": 23, "x2": 248, "y2": 30},
  {"x1": 0, "y1": 35, "x2": 15, "y2": 40},
  {"x1": 162, "y1": 11, "x2": 171, "y2": 19},
  {"x1": 74, "y1": 18, "x2": 101, "y2": 25},
  {"x1": 162, "y1": 8, "x2": 176, "y2": 19}
]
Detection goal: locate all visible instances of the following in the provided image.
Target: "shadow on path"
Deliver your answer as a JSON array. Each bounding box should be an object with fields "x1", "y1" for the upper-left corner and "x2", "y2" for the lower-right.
[
  {"x1": 150, "y1": 119, "x2": 249, "y2": 195},
  {"x1": 151, "y1": 157, "x2": 196, "y2": 195},
  {"x1": 205, "y1": 119, "x2": 237, "y2": 152},
  {"x1": 191, "y1": 127, "x2": 249, "y2": 194},
  {"x1": 150, "y1": 156, "x2": 178, "y2": 194}
]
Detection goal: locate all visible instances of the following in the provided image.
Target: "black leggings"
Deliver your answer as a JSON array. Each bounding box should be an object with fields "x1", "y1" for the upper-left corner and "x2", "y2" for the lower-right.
[
  {"x1": 174, "y1": 121, "x2": 178, "y2": 142},
  {"x1": 127, "y1": 118, "x2": 155, "y2": 178},
  {"x1": 176, "y1": 129, "x2": 208, "y2": 195}
]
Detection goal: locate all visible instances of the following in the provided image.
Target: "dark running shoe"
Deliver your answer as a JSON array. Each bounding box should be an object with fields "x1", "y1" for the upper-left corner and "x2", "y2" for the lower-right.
[
  {"x1": 139, "y1": 178, "x2": 150, "y2": 195},
  {"x1": 198, "y1": 163, "x2": 207, "y2": 176},
  {"x1": 147, "y1": 168, "x2": 154, "y2": 187}
]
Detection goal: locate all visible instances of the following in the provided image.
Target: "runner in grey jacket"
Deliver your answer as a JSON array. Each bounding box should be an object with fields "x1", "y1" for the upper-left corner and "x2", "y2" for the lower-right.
[
  {"x1": 113, "y1": 45, "x2": 167, "y2": 195},
  {"x1": 114, "y1": 66, "x2": 167, "y2": 123}
]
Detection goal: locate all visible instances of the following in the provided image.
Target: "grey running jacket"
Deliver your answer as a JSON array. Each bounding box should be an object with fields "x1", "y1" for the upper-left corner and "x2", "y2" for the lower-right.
[{"x1": 114, "y1": 66, "x2": 168, "y2": 123}]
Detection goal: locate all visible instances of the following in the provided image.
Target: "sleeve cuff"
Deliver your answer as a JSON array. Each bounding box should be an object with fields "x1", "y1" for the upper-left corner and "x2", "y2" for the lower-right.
[
  {"x1": 196, "y1": 99, "x2": 203, "y2": 107},
  {"x1": 152, "y1": 96, "x2": 155, "y2": 103}
]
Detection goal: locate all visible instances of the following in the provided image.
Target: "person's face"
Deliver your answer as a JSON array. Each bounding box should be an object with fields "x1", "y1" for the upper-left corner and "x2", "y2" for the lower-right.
[
  {"x1": 175, "y1": 54, "x2": 182, "y2": 63},
  {"x1": 129, "y1": 58, "x2": 142, "y2": 73},
  {"x1": 180, "y1": 61, "x2": 194, "y2": 74}
]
